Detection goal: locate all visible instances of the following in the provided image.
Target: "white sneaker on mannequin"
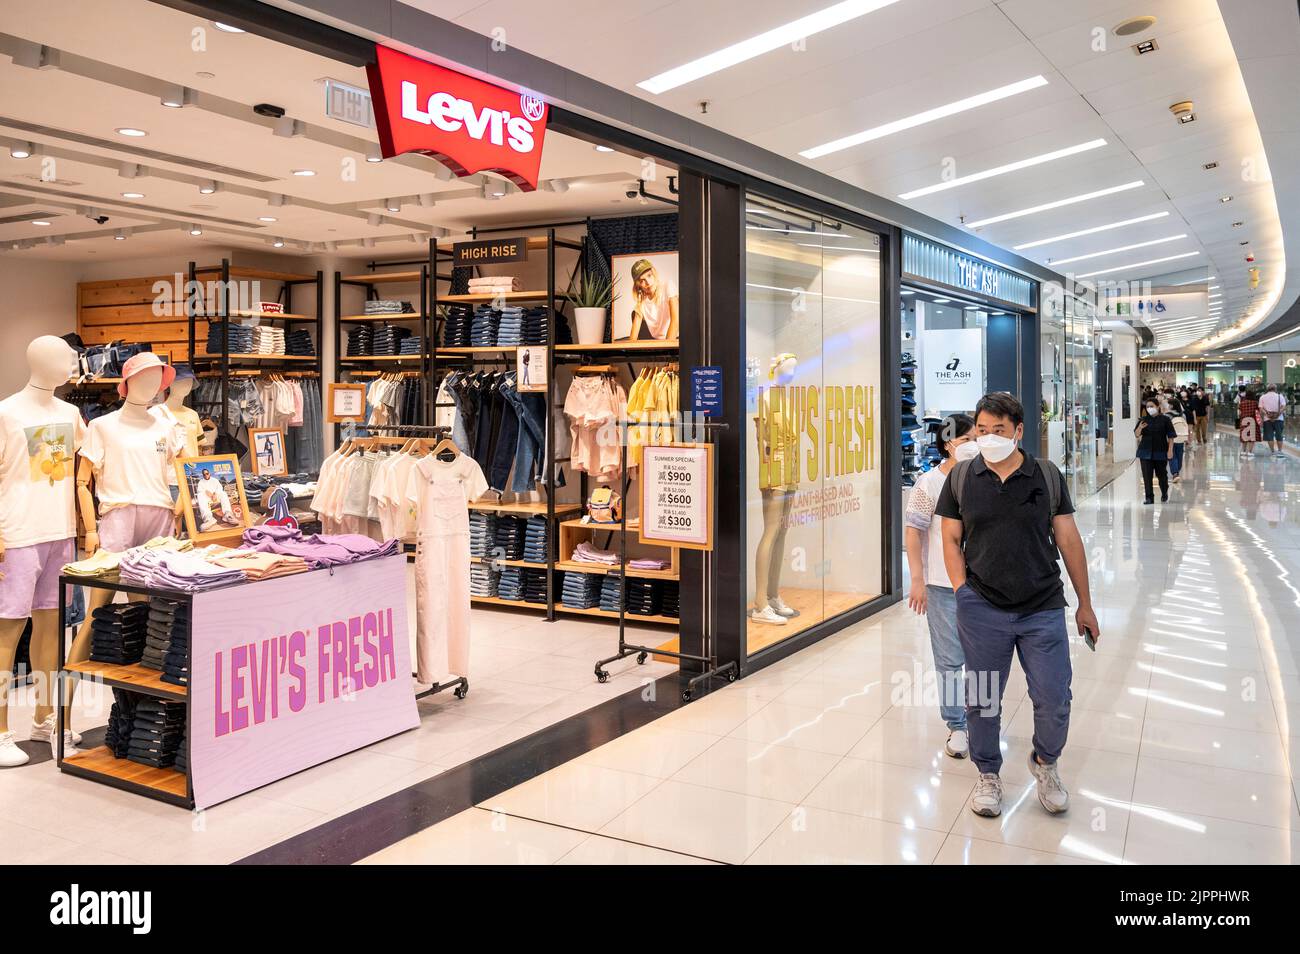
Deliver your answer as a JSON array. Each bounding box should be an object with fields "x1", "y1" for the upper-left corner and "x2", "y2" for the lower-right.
[
  {"x1": 750, "y1": 606, "x2": 787, "y2": 625},
  {"x1": 0, "y1": 732, "x2": 30, "y2": 768},
  {"x1": 30, "y1": 712, "x2": 81, "y2": 745},
  {"x1": 769, "y1": 597, "x2": 799, "y2": 618},
  {"x1": 50, "y1": 731, "x2": 79, "y2": 760}
]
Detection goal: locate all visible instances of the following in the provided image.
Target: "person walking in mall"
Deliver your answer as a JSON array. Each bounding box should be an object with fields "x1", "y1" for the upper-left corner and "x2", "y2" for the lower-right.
[
  {"x1": 1136, "y1": 397, "x2": 1176, "y2": 503},
  {"x1": 1189, "y1": 385, "x2": 1211, "y2": 445},
  {"x1": 904, "y1": 413, "x2": 977, "y2": 760},
  {"x1": 1259, "y1": 384, "x2": 1286, "y2": 458},
  {"x1": 935, "y1": 392, "x2": 1099, "y2": 819},
  {"x1": 1161, "y1": 390, "x2": 1188, "y2": 481},
  {"x1": 1239, "y1": 387, "x2": 1260, "y2": 458}
]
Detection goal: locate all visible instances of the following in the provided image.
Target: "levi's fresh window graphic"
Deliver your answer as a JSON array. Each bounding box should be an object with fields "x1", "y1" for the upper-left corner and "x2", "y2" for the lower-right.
[
  {"x1": 25, "y1": 423, "x2": 74, "y2": 485},
  {"x1": 367, "y1": 44, "x2": 549, "y2": 191}
]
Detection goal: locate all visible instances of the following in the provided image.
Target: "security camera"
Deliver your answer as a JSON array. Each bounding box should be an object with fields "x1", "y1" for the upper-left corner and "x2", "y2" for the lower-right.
[
  {"x1": 90, "y1": 215, "x2": 109, "y2": 225},
  {"x1": 626, "y1": 189, "x2": 638, "y2": 199}
]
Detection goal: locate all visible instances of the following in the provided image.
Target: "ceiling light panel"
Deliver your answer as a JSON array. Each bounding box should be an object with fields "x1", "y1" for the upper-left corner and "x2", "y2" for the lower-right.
[
  {"x1": 899, "y1": 139, "x2": 1106, "y2": 200},
  {"x1": 1076, "y1": 250, "x2": 1200, "y2": 278},
  {"x1": 1049, "y1": 235, "x2": 1188, "y2": 266},
  {"x1": 1013, "y1": 212, "x2": 1170, "y2": 251},
  {"x1": 966, "y1": 180, "x2": 1145, "y2": 229},
  {"x1": 638, "y1": 0, "x2": 904, "y2": 94},
  {"x1": 802, "y1": 75, "x2": 1049, "y2": 160}
]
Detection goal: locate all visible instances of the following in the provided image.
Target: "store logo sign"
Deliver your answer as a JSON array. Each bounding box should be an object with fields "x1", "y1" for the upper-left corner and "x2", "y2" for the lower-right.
[
  {"x1": 956, "y1": 258, "x2": 1000, "y2": 297},
  {"x1": 367, "y1": 44, "x2": 548, "y2": 190},
  {"x1": 936, "y1": 353, "x2": 972, "y2": 381}
]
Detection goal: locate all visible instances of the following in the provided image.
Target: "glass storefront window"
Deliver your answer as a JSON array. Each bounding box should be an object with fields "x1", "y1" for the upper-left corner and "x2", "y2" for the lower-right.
[{"x1": 744, "y1": 197, "x2": 883, "y2": 656}]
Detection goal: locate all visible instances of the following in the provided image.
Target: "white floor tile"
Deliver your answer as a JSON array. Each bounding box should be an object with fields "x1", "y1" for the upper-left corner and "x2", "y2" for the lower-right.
[
  {"x1": 745, "y1": 806, "x2": 946, "y2": 864},
  {"x1": 934, "y1": 834, "x2": 1101, "y2": 865},
  {"x1": 1140, "y1": 717, "x2": 1292, "y2": 776},
  {"x1": 802, "y1": 757, "x2": 975, "y2": 831},
  {"x1": 358, "y1": 808, "x2": 586, "y2": 865},
  {"x1": 480, "y1": 761, "x2": 661, "y2": 831},
  {"x1": 1131, "y1": 757, "x2": 1299, "y2": 830},
  {"x1": 671, "y1": 736, "x2": 842, "y2": 803},
  {"x1": 578, "y1": 725, "x2": 719, "y2": 779},
  {"x1": 728, "y1": 700, "x2": 874, "y2": 756},
  {"x1": 557, "y1": 834, "x2": 719, "y2": 865}
]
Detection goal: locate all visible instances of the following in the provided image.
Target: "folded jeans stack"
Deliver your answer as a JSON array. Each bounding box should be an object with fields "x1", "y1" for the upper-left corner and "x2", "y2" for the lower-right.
[
  {"x1": 173, "y1": 723, "x2": 188, "y2": 775},
  {"x1": 497, "y1": 567, "x2": 525, "y2": 600},
  {"x1": 363, "y1": 300, "x2": 413, "y2": 316},
  {"x1": 141, "y1": 597, "x2": 188, "y2": 672},
  {"x1": 399, "y1": 335, "x2": 423, "y2": 355},
  {"x1": 206, "y1": 321, "x2": 255, "y2": 355},
  {"x1": 442, "y1": 306, "x2": 473, "y2": 347},
  {"x1": 470, "y1": 306, "x2": 499, "y2": 347},
  {"x1": 346, "y1": 326, "x2": 374, "y2": 357},
  {"x1": 161, "y1": 629, "x2": 189, "y2": 688},
  {"x1": 661, "y1": 580, "x2": 680, "y2": 619},
  {"x1": 104, "y1": 688, "x2": 138, "y2": 758},
  {"x1": 561, "y1": 570, "x2": 603, "y2": 609},
  {"x1": 495, "y1": 516, "x2": 525, "y2": 560},
  {"x1": 371, "y1": 325, "x2": 411, "y2": 356},
  {"x1": 496, "y1": 306, "x2": 524, "y2": 346},
  {"x1": 89, "y1": 602, "x2": 149, "y2": 665},
  {"x1": 522, "y1": 515, "x2": 549, "y2": 563},
  {"x1": 523, "y1": 567, "x2": 548, "y2": 604},
  {"x1": 468, "y1": 511, "x2": 497, "y2": 558},
  {"x1": 470, "y1": 563, "x2": 500, "y2": 598},
  {"x1": 625, "y1": 578, "x2": 664, "y2": 617},
  {"x1": 600, "y1": 574, "x2": 624, "y2": 613},
  {"x1": 126, "y1": 699, "x2": 185, "y2": 768},
  {"x1": 285, "y1": 328, "x2": 315, "y2": 356}
]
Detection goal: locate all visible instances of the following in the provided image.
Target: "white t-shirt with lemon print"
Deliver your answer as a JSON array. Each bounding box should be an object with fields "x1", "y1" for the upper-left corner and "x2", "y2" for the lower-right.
[{"x1": 0, "y1": 391, "x2": 85, "y2": 548}]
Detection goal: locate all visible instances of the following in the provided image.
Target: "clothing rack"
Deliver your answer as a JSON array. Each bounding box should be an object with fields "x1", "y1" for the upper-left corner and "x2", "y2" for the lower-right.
[{"x1": 594, "y1": 420, "x2": 736, "y2": 700}]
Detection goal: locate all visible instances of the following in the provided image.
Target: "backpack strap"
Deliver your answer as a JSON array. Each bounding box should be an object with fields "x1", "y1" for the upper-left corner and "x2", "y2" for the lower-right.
[
  {"x1": 949, "y1": 458, "x2": 973, "y2": 511},
  {"x1": 1036, "y1": 457, "x2": 1063, "y2": 518}
]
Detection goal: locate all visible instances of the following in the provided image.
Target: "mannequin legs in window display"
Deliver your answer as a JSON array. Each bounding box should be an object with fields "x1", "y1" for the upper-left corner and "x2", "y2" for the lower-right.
[
  {"x1": 0, "y1": 337, "x2": 84, "y2": 766},
  {"x1": 751, "y1": 353, "x2": 800, "y2": 625}
]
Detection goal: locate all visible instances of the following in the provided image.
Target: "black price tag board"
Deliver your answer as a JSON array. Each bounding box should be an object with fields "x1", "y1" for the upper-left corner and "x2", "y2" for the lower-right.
[{"x1": 453, "y1": 237, "x2": 527, "y2": 266}]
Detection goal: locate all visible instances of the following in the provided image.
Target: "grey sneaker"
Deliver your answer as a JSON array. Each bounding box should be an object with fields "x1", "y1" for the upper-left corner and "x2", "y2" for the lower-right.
[
  {"x1": 1027, "y1": 752, "x2": 1070, "y2": 814},
  {"x1": 944, "y1": 729, "x2": 969, "y2": 759},
  {"x1": 970, "y1": 772, "x2": 1003, "y2": 817}
]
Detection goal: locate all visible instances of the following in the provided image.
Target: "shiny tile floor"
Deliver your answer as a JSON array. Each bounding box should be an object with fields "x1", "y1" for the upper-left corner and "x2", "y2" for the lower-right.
[
  {"x1": 362, "y1": 433, "x2": 1300, "y2": 865},
  {"x1": 0, "y1": 589, "x2": 674, "y2": 864}
]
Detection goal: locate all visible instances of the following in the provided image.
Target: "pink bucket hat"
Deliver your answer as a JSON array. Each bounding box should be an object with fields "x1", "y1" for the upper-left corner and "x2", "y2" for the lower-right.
[{"x1": 117, "y1": 352, "x2": 176, "y2": 397}]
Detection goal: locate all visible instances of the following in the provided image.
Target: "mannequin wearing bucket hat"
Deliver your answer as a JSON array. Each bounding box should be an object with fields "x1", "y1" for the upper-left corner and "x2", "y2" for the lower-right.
[
  {"x1": 64, "y1": 353, "x2": 185, "y2": 748},
  {"x1": 628, "y1": 257, "x2": 679, "y2": 341},
  {"x1": 751, "y1": 353, "x2": 800, "y2": 626},
  {"x1": 0, "y1": 336, "x2": 83, "y2": 766}
]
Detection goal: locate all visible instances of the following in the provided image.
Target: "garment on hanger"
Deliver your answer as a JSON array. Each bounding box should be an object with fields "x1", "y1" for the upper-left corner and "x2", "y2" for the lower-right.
[
  {"x1": 564, "y1": 371, "x2": 627, "y2": 481},
  {"x1": 626, "y1": 365, "x2": 679, "y2": 471}
]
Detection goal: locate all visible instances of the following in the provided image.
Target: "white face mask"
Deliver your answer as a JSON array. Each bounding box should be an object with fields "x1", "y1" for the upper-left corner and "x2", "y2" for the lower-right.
[
  {"x1": 953, "y1": 441, "x2": 981, "y2": 462},
  {"x1": 1147, "y1": 405, "x2": 1158, "y2": 415},
  {"x1": 976, "y1": 433, "x2": 1017, "y2": 463}
]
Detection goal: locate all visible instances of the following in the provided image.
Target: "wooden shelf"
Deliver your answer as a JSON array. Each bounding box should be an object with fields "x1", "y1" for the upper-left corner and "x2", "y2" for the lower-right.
[
  {"x1": 194, "y1": 354, "x2": 317, "y2": 362},
  {"x1": 194, "y1": 266, "x2": 313, "y2": 283},
  {"x1": 555, "y1": 605, "x2": 678, "y2": 626},
  {"x1": 469, "y1": 501, "x2": 582, "y2": 516},
  {"x1": 227, "y1": 311, "x2": 310, "y2": 320},
  {"x1": 340, "y1": 270, "x2": 426, "y2": 284},
  {"x1": 339, "y1": 354, "x2": 426, "y2": 362},
  {"x1": 555, "y1": 560, "x2": 678, "y2": 580},
  {"x1": 560, "y1": 517, "x2": 642, "y2": 532},
  {"x1": 473, "y1": 557, "x2": 548, "y2": 569},
  {"x1": 555, "y1": 341, "x2": 679, "y2": 353},
  {"x1": 64, "y1": 660, "x2": 186, "y2": 701},
  {"x1": 62, "y1": 746, "x2": 188, "y2": 799},
  {"x1": 339, "y1": 314, "x2": 424, "y2": 323},
  {"x1": 471, "y1": 595, "x2": 546, "y2": 611},
  {"x1": 440, "y1": 346, "x2": 520, "y2": 354},
  {"x1": 440, "y1": 291, "x2": 554, "y2": 304}
]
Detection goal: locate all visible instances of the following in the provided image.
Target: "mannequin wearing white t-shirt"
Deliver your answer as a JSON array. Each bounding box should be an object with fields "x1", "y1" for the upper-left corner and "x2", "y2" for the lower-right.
[{"x1": 0, "y1": 337, "x2": 83, "y2": 766}]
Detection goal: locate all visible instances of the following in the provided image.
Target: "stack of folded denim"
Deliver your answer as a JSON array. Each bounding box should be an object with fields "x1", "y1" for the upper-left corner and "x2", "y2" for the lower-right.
[
  {"x1": 661, "y1": 580, "x2": 679, "y2": 619},
  {"x1": 104, "y1": 688, "x2": 138, "y2": 758},
  {"x1": 523, "y1": 515, "x2": 549, "y2": 563},
  {"x1": 470, "y1": 305, "x2": 499, "y2": 346},
  {"x1": 497, "y1": 567, "x2": 525, "y2": 601},
  {"x1": 442, "y1": 306, "x2": 473, "y2": 347},
  {"x1": 399, "y1": 335, "x2": 423, "y2": 355},
  {"x1": 127, "y1": 699, "x2": 185, "y2": 768},
  {"x1": 206, "y1": 321, "x2": 255, "y2": 355},
  {"x1": 371, "y1": 325, "x2": 411, "y2": 356},
  {"x1": 523, "y1": 568, "x2": 548, "y2": 603},
  {"x1": 346, "y1": 326, "x2": 373, "y2": 356},
  {"x1": 600, "y1": 574, "x2": 624, "y2": 613},
  {"x1": 470, "y1": 563, "x2": 500, "y2": 598},
  {"x1": 625, "y1": 579, "x2": 664, "y2": 617},
  {"x1": 363, "y1": 300, "x2": 414, "y2": 316},
  {"x1": 285, "y1": 328, "x2": 315, "y2": 356},
  {"x1": 141, "y1": 598, "x2": 188, "y2": 672},
  {"x1": 468, "y1": 511, "x2": 497, "y2": 558},
  {"x1": 496, "y1": 306, "x2": 524, "y2": 346},
  {"x1": 495, "y1": 516, "x2": 525, "y2": 560},
  {"x1": 173, "y1": 723, "x2": 188, "y2": 775},
  {"x1": 90, "y1": 603, "x2": 149, "y2": 664},
  {"x1": 561, "y1": 571, "x2": 603, "y2": 609},
  {"x1": 161, "y1": 626, "x2": 189, "y2": 688}
]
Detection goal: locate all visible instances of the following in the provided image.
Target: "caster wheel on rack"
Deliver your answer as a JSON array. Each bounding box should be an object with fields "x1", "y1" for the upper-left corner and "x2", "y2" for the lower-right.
[
  {"x1": 636, "y1": 652, "x2": 648, "y2": 665},
  {"x1": 454, "y1": 685, "x2": 468, "y2": 700},
  {"x1": 681, "y1": 689, "x2": 692, "y2": 702},
  {"x1": 726, "y1": 670, "x2": 738, "y2": 682},
  {"x1": 596, "y1": 670, "x2": 610, "y2": 684}
]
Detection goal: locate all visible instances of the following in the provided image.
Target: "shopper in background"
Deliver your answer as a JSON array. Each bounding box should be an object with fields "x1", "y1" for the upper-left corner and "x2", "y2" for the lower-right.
[
  {"x1": 935, "y1": 392, "x2": 1098, "y2": 819},
  {"x1": 1259, "y1": 384, "x2": 1286, "y2": 459},
  {"x1": 904, "y1": 412, "x2": 977, "y2": 759},
  {"x1": 1189, "y1": 386, "x2": 1211, "y2": 444},
  {"x1": 1238, "y1": 388, "x2": 1260, "y2": 458},
  {"x1": 1136, "y1": 397, "x2": 1176, "y2": 503},
  {"x1": 1161, "y1": 390, "x2": 1188, "y2": 481}
]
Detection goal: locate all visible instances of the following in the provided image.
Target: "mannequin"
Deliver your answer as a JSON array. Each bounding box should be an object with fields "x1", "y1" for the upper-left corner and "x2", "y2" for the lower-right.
[
  {"x1": 0, "y1": 337, "x2": 83, "y2": 766},
  {"x1": 65, "y1": 354, "x2": 183, "y2": 740},
  {"x1": 163, "y1": 366, "x2": 201, "y2": 499},
  {"x1": 751, "y1": 353, "x2": 800, "y2": 626}
]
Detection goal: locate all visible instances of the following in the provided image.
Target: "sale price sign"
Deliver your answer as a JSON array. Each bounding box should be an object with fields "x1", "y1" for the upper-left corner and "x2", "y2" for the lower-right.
[{"x1": 639, "y1": 444, "x2": 713, "y2": 550}]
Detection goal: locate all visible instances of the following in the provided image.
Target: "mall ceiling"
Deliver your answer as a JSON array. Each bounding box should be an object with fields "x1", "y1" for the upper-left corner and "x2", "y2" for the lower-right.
[
  {"x1": 0, "y1": 0, "x2": 673, "y2": 262},
  {"x1": 392, "y1": 0, "x2": 1300, "y2": 355}
]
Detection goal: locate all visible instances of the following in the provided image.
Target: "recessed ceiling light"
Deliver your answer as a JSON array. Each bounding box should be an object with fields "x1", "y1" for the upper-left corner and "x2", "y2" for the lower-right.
[
  {"x1": 114, "y1": 229, "x2": 126, "y2": 241},
  {"x1": 638, "y1": 0, "x2": 903, "y2": 93},
  {"x1": 1208, "y1": 285, "x2": 1220, "y2": 290},
  {"x1": 258, "y1": 216, "x2": 277, "y2": 222},
  {"x1": 160, "y1": 84, "x2": 193, "y2": 108},
  {"x1": 9, "y1": 142, "x2": 33, "y2": 159},
  {"x1": 1049, "y1": 234, "x2": 1187, "y2": 266},
  {"x1": 899, "y1": 138, "x2": 1107, "y2": 200},
  {"x1": 189, "y1": 226, "x2": 203, "y2": 236},
  {"x1": 967, "y1": 180, "x2": 1145, "y2": 229},
  {"x1": 1076, "y1": 250, "x2": 1199, "y2": 278},
  {"x1": 196, "y1": 71, "x2": 216, "y2": 80},
  {"x1": 365, "y1": 144, "x2": 383, "y2": 163},
  {"x1": 213, "y1": 21, "x2": 245, "y2": 33},
  {"x1": 1113, "y1": 16, "x2": 1157, "y2": 36},
  {"x1": 594, "y1": 145, "x2": 615, "y2": 153},
  {"x1": 1013, "y1": 212, "x2": 1169, "y2": 251},
  {"x1": 31, "y1": 220, "x2": 51, "y2": 226},
  {"x1": 386, "y1": 198, "x2": 401, "y2": 212},
  {"x1": 803, "y1": 75, "x2": 1048, "y2": 159},
  {"x1": 198, "y1": 180, "x2": 217, "y2": 195},
  {"x1": 121, "y1": 192, "x2": 145, "y2": 200},
  {"x1": 291, "y1": 169, "x2": 315, "y2": 177},
  {"x1": 115, "y1": 127, "x2": 148, "y2": 137},
  {"x1": 272, "y1": 238, "x2": 285, "y2": 248},
  {"x1": 900, "y1": 289, "x2": 915, "y2": 295},
  {"x1": 932, "y1": 297, "x2": 952, "y2": 303},
  {"x1": 1219, "y1": 195, "x2": 1232, "y2": 203},
  {"x1": 1232, "y1": 221, "x2": 1244, "y2": 228}
]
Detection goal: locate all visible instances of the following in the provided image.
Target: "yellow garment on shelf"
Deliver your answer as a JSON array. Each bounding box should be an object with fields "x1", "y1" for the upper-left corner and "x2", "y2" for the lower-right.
[
  {"x1": 141, "y1": 536, "x2": 192, "y2": 552},
  {"x1": 63, "y1": 548, "x2": 123, "y2": 577}
]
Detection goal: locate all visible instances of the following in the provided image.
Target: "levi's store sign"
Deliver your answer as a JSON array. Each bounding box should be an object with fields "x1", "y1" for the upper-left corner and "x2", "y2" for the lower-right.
[{"x1": 366, "y1": 44, "x2": 549, "y2": 191}]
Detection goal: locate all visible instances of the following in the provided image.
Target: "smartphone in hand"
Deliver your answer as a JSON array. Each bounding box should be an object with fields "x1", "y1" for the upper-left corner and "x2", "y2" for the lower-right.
[{"x1": 1082, "y1": 626, "x2": 1097, "y2": 652}]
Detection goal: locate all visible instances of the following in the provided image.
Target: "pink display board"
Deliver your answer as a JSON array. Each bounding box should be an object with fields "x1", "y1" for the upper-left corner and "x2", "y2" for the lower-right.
[{"x1": 189, "y1": 555, "x2": 418, "y2": 809}]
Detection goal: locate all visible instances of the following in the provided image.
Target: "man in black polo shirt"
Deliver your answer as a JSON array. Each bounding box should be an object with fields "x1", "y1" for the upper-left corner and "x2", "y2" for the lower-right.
[
  {"x1": 1188, "y1": 386, "x2": 1211, "y2": 444},
  {"x1": 935, "y1": 392, "x2": 1099, "y2": 819}
]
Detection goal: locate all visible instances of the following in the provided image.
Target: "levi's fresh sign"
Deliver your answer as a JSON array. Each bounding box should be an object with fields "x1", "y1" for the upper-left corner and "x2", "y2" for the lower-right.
[{"x1": 366, "y1": 44, "x2": 548, "y2": 191}]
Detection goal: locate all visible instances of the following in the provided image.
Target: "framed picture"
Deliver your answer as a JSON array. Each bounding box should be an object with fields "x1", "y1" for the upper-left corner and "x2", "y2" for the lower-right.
[
  {"x1": 326, "y1": 382, "x2": 366, "y2": 423},
  {"x1": 175, "y1": 454, "x2": 251, "y2": 542},
  {"x1": 248, "y1": 427, "x2": 287, "y2": 477},
  {"x1": 610, "y1": 251, "x2": 679, "y2": 342},
  {"x1": 516, "y1": 345, "x2": 547, "y2": 393}
]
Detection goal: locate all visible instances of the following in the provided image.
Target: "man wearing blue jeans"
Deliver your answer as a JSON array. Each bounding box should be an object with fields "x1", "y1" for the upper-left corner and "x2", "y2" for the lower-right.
[{"x1": 935, "y1": 392, "x2": 1100, "y2": 818}]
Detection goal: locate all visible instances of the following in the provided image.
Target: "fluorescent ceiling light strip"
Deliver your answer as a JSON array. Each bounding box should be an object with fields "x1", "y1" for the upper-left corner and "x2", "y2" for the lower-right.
[
  {"x1": 967, "y1": 181, "x2": 1144, "y2": 229},
  {"x1": 638, "y1": 0, "x2": 903, "y2": 94},
  {"x1": 800, "y1": 74, "x2": 1048, "y2": 160},
  {"x1": 1077, "y1": 250, "x2": 1199, "y2": 278},
  {"x1": 898, "y1": 138, "x2": 1106, "y2": 200},
  {"x1": 1050, "y1": 234, "x2": 1187, "y2": 266},
  {"x1": 1013, "y1": 212, "x2": 1169, "y2": 251}
]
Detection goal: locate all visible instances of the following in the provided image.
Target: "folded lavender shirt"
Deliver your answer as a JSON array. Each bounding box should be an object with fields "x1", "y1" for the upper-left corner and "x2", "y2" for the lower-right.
[{"x1": 241, "y1": 526, "x2": 399, "y2": 568}]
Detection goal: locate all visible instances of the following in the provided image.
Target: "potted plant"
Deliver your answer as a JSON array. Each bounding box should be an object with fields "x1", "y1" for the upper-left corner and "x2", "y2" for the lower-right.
[{"x1": 566, "y1": 271, "x2": 619, "y2": 345}]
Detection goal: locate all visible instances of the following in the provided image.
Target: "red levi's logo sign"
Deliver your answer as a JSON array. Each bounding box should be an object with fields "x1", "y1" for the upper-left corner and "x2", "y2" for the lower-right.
[{"x1": 367, "y1": 44, "x2": 549, "y2": 191}]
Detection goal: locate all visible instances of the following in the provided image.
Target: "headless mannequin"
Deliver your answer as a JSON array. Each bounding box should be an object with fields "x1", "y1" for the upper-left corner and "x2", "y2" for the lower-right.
[
  {"x1": 0, "y1": 337, "x2": 81, "y2": 743},
  {"x1": 165, "y1": 377, "x2": 194, "y2": 420},
  {"x1": 65, "y1": 367, "x2": 179, "y2": 727},
  {"x1": 752, "y1": 356, "x2": 798, "y2": 622}
]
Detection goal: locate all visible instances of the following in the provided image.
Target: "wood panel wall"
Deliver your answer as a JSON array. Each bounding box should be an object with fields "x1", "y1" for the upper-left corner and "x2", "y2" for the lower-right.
[{"x1": 76, "y1": 275, "x2": 212, "y2": 362}]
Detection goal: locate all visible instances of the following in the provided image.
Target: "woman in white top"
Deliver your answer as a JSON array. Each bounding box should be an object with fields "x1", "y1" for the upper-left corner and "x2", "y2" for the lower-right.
[{"x1": 904, "y1": 413, "x2": 977, "y2": 759}]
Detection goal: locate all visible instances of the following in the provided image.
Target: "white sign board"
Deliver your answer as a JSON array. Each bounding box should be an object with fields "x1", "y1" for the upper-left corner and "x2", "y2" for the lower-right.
[
  {"x1": 638, "y1": 444, "x2": 713, "y2": 550},
  {"x1": 920, "y1": 327, "x2": 984, "y2": 413}
]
